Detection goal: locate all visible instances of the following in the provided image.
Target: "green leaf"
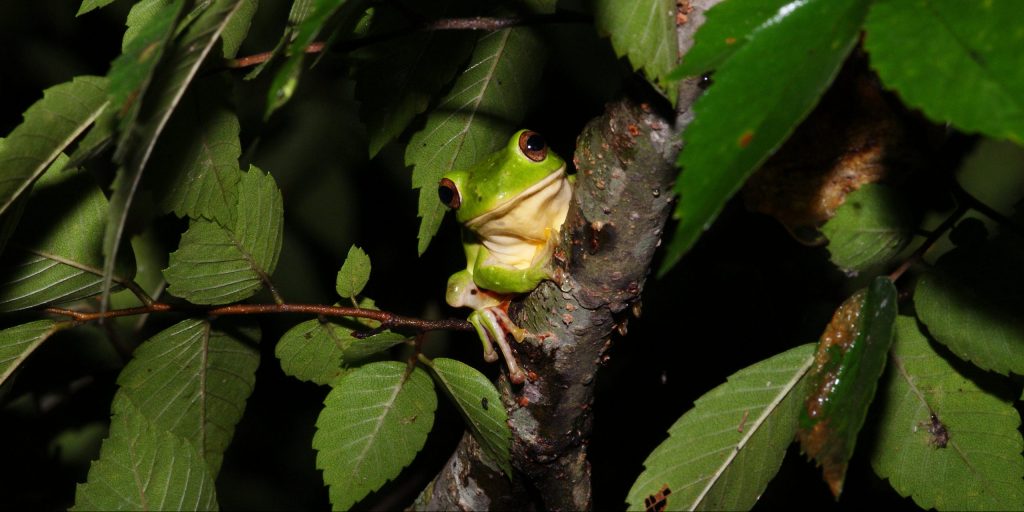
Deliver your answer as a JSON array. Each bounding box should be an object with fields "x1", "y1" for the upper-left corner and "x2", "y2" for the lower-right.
[
  {"x1": 276, "y1": 318, "x2": 350, "y2": 385},
  {"x1": 314, "y1": 361, "x2": 436, "y2": 510},
  {"x1": 221, "y1": 0, "x2": 258, "y2": 58},
  {"x1": 626, "y1": 344, "x2": 815, "y2": 511},
  {"x1": 406, "y1": 28, "x2": 544, "y2": 254},
  {"x1": 914, "y1": 235, "x2": 1024, "y2": 376},
  {"x1": 429, "y1": 358, "x2": 512, "y2": 477},
  {"x1": 0, "y1": 75, "x2": 108, "y2": 218},
  {"x1": 0, "y1": 161, "x2": 136, "y2": 312},
  {"x1": 872, "y1": 317, "x2": 1024, "y2": 510},
  {"x1": 120, "y1": 0, "x2": 185, "y2": 51},
  {"x1": 593, "y1": 0, "x2": 678, "y2": 99},
  {"x1": 659, "y1": 0, "x2": 869, "y2": 274},
  {"x1": 73, "y1": 396, "x2": 218, "y2": 511},
  {"x1": 164, "y1": 166, "x2": 283, "y2": 305},
  {"x1": 116, "y1": 319, "x2": 260, "y2": 475},
  {"x1": 342, "y1": 330, "x2": 408, "y2": 361},
  {"x1": 0, "y1": 320, "x2": 65, "y2": 387},
  {"x1": 66, "y1": 105, "x2": 117, "y2": 170},
  {"x1": 671, "y1": 0, "x2": 783, "y2": 78},
  {"x1": 354, "y1": 10, "x2": 476, "y2": 157},
  {"x1": 109, "y1": 0, "x2": 183, "y2": 139},
  {"x1": 797, "y1": 276, "x2": 897, "y2": 497},
  {"x1": 864, "y1": 0, "x2": 1024, "y2": 143},
  {"x1": 77, "y1": 0, "x2": 117, "y2": 16},
  {"x1": 336, "y1": 245, "x2": 371, "y2": 299},
  {"x1": 104, "y1": 0, "x2": 249, "y2": 311},
  {"x1": 266, "y1": 0, "x2": 370, "y2": 116},
  {"x1": 821, "y1": 184, "x2": 914, "y2": 272},
  {"x1": 150, "y1": 82, "x2": 242, "y2": 226}
]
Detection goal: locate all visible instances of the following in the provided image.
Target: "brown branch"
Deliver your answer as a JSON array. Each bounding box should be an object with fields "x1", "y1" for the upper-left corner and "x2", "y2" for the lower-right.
[
  {"x1": 42, "y1": 302, "x2": 472, "y2": 333},
  {"x1": 226, "y1": 42, "x2": 325, "y2": 69},
  {"x1": 224, "y1": 12, "x2": 591, "y2": 70}
]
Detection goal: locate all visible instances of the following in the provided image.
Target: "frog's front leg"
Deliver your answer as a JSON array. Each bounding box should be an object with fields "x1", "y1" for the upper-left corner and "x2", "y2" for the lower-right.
[
  {"x1": 446, "y1": 269, "x2": 527, "y2": 383},
  {"x1": 467, "y1": 308, "x2": 527, "y2": 384}
]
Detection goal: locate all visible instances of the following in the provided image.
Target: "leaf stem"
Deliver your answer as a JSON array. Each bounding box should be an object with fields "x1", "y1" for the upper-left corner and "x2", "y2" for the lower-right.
[
  {"x1": 889, "y1": 203, "x2": 969, "y2": 282},
  {"x1": 42, "y1": 302, "x2": 473, "y2": 333},
  {"x1": 952, "y1": 180, "x2": 1024, "y2": 238}
]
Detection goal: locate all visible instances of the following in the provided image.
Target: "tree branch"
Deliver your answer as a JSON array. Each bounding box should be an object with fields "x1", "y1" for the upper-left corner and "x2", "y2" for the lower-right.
[
  {"x1": 415, "y1": 98, "x2": 682, "y2": 511},
  {"x1": 414, "y1": 0, "x2": 727, "y2": 505},
  {"x1": 42, "y1": 302, "x2": 472, "y2": 333},
  {"x1": 225, "y1": 12, "x2": 591, "y2": 70}
]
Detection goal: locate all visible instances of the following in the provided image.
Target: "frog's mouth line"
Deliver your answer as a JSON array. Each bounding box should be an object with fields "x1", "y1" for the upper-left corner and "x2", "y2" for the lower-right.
[{"x1": 463, "y1": 164, "x2": 568, "y2": 231}]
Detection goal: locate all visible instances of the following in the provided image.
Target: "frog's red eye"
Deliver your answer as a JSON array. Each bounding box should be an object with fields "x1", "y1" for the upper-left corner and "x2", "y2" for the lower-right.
[
  {"x1": 518, "y1": 130, "x2": 547, "y2": 162},
  {"x1": 438, "y1": 178, "x2": 461, "y2": 209}
]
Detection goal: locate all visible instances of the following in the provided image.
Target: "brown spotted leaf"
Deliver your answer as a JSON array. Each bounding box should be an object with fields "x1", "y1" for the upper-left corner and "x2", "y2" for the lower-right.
[{"x1": 796, "y1": 276, "x2": 897, "y2": 497}]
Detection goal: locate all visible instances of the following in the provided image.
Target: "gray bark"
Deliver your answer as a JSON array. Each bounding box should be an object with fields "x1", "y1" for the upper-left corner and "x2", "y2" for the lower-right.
[{"x1": 416, "y1": 2, "x2": 723, "y2": 508}]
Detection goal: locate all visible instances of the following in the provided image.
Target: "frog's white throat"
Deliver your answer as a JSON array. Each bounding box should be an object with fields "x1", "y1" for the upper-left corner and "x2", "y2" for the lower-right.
[{"x1": 464, "y1": 167, "x2": 571, "y2": 270}]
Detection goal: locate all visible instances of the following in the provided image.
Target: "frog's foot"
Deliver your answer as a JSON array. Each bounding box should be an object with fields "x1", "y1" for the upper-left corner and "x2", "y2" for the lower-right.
[{"x1": 468, "y1": 307, "x2": 528, "y2": 384}]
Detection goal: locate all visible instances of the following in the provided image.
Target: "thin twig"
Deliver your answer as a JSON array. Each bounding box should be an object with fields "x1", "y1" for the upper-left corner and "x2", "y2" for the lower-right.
[
  {"x1": 226, "y1": 42, "x2": 325, "y2": 69},
  {"x1": 952, "y1": 180, "x2": 1024, "y2": 238},
  {"x1": 889, "y1": 203, "x2": 969, "y2": 282},
  {"x1": 224, "y1": 12, "x2": 591, "y2": 70},
  {"x1": 42, "y1": 302, "x2": 473, "y2": 333}
]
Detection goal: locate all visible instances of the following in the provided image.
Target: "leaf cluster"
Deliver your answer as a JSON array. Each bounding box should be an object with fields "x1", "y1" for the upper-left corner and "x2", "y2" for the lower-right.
[{"x1": 1, "y1": 0, "x2": 1023, "y2": 510}]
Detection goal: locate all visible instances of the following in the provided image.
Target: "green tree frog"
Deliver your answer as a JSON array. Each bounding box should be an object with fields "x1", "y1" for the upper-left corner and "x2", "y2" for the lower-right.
[{"x1": 438, "y1": 129, "x2": 573, "y2": 384}]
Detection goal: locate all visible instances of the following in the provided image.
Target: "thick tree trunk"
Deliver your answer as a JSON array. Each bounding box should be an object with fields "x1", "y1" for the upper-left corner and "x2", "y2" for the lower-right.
[
  {"x1": 415, "y1": 2, "x2": 721, "y2": 508},
  {"x1": 416, "y1": 98, "x2": 678, "y2": 511}
]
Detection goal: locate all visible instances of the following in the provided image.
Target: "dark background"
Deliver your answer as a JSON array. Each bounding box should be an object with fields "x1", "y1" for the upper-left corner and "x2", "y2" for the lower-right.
[{"x1": 0, "y1": 2, "x2": 918, "y2": 510}]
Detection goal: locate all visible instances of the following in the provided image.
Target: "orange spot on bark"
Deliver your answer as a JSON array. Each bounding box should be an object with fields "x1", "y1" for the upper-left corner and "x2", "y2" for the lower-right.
[{"x1": 725, "y1": 37, "x2": 737, "y2": 44}]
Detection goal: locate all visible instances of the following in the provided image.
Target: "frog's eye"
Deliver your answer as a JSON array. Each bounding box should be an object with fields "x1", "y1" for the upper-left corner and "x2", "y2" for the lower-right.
[
  {"x1": 438, "y1": 178, "x2": 461, "y2": 209},
  {"x1": 518, "y1": 130, "x2": 547, "y2": 162}
]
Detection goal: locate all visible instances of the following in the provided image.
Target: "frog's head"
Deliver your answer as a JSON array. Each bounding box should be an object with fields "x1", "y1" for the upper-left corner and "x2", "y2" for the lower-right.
[{"x1": 438, "y1": 129, "x2": 567, "y2": 224}]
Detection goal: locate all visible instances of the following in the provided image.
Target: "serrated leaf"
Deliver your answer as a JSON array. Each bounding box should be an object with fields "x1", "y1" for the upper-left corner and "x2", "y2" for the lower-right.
[
  {"x1": 797, "y1": 276, "x2": 897, "y2": 497},
  {"x1": 593, "y1": 0, "x2": 678, "y2": 99},
  {"x1": 104, "y1": 0, "x2": 248, "y2": 311},
  {"x1": 406, "y1": 28, "x2": 544, "y2": 254},
  {"x1": 627, "y1": 344, "x2": 815, "y2": 511},
  {"x1": 0, "y1": 75, "x2": 108, "y2": 218},
  {"x1": 110, "y1": 0, "x2": 183, "y2": 136},
  {"x1": 0, "y1": 320, "x2": 65, "y2": 387},
  {"x1": 116, "y1": 318, "x2": 259, "y2": 475},
  {"x1": 864, "y1": 0, "x2": 1024, "y2": 143},
  {"x1": 164, "y1": 167, "x2": 283, "y2": 304},
  {"x1": 149, "y1": 82, "x2": 242, "y2": 225},
  {"x1": 120, "y1": 0, "x2": 185, "y2": 51},
  {"x1": 353, "y1": 6, "x2": 476, "y2": 157},
  {"x1": 0, "y1": 161, "x2": 136, "y2": 312},
  {"x1": 659, "y1": 0, "x2": 869, "y2": 274},
  {"x1": 66, "y1": 106, "x2": 117, "y2": 169},
  {"x1": 314, "y1": 361, "x2": 436, "y2": 510},
  {"x1": 336, "y1": 245, "x2": 371, "y2": 299},
  {"x1": 266, "y1": 0, "x2": 371, "y2": 116},
  {"x1": 276, "y1": 318, "x2": 350, "y2": 385},
  {"x1": 914, "y1": 235, "x2": 1024, "y2": 376},
  {"x1": 821, "y1": 184, "x2": 913, "y2": 272},
  {"x1": 872, "y1": 316, "x2": 1024, "y2": 510},
  {"x1": 430, "y1": 358, "x2": 511, "y2": 477},
  {"x1": 671, "y1": 0, "x2": 784, "y2": 79},
  {"x1": 73, "y1": 395, "x2": 218, "y2": 511}
]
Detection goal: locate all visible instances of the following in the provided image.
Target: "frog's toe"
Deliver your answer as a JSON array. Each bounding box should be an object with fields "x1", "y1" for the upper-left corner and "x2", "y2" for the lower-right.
[{"x1": 477, "y1": 306, "x2": 529, "y2": 384}]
